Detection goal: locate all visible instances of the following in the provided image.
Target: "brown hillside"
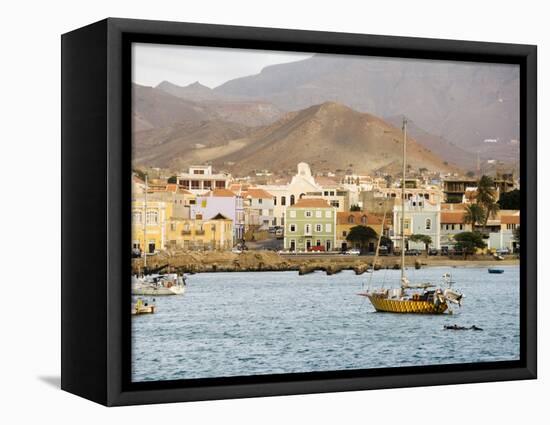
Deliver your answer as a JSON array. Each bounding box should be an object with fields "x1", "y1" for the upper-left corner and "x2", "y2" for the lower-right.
[{"x1": 213, "y1": 102, "x2": 459, "y2": 176}]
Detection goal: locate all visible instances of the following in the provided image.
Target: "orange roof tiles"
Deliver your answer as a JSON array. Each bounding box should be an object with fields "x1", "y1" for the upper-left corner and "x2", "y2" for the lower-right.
[
  {"x1": 291, "y1": 198, "x2": 331, "y2": 208},
  {"x1": 441, "y1": 211, "x2": 465, "y2": 224},
  {"x1": 208, "y1": 188, "x2": 237, "y2": 197},
  {"x1": 501, "y1": 214, "x2": 520, "y2": 225},
  {"x1": 243, "y1": 188, "x2": 273, "y2": 199}
]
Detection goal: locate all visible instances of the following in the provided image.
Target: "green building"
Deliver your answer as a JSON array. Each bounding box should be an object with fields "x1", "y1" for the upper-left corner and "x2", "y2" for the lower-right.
[{"x1": 284, "y1": 198, "x2": 337, "y2": 252}]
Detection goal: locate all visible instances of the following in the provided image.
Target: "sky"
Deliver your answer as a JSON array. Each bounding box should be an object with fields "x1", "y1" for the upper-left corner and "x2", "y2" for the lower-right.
[{"x1": 132, "y1": 43, "x2": 313, "y2": 88}]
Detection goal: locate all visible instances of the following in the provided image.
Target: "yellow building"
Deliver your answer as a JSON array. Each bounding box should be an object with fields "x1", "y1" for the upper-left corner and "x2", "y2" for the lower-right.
[
  {"x1": 132, "y1": 200, "x2": 171, "y2": 254},
  {"x1": 336, "y1": 211, "x2": 387, "y2": 252},
  {"x1": 166, "y1": 213, "x2": 234, "y2": 251}
]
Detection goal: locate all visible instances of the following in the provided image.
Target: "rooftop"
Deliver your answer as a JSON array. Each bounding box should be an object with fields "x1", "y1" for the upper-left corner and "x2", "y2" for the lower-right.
[{"x1": 291, "y1": 198, "x2": 331, "y2": 208}]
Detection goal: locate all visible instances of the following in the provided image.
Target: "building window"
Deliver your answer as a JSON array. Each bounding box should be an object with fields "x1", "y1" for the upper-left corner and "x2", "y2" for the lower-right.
[
  {"x1": 451, "y1": 224, "x2": 455, "y2": 231},
  {"x1": 203, "y1": 180, "x2": 212, "y2": 189},
  {"x1": 170, "y1": 222, "x2": 176, "y2": 231},
  {"x1": 316, "y1": 210, "x2": 322, "y2": 218},
  {"x1": 348, "y1": 215, "x2": 355, "y2": 224},
  {"x1": 342, "y1": 231, "x2": 347, "y2": 237},
  {"x1": 325, "y1": 211, "x2": 331, "y2": 218},
  {"x1": 460, "y1": 224, "x2": 463, "y2": 230},
  {"x1": 146, "y1": 210, "x2": 158, "y2": 224},
  {"x1": 273, "y1": 197, "x2": 277, "y2": 206},
  {"x1": 290, "y1": 195, "x2": 295, "y2": 205},
  {"x1": 315, "y1": 224, "x2": 322, "y2": 232},
  {"x1": 258, "y1": 198, "x2": 263, "y2": 204},
  {"x1": 425, "y1": 218, "x2": 432, "y2": 230},
  {"x1": 305, "y1": 211, "x2": 312, "y2": 218},
  {"x1": 326, "y1": 223, "x2": 332, "y2": 232},
  {"x1": 316, "y1": 240, "x2": 321, "y2": 246},
  {"x1": 290, "y1": 224, "x2": 296, "y2": 232},
  {"x1": 331, "y1": 200, "x2": 339, "y2": 208},
  {"x1": 215, "y1": 180, "x2": 225, "y2": 188},
  {"x1": 132, "y1": 210, "x2": 142, "y2": 224},
  {"x1": 281, "y1": 196, "x2": 286, "y2": 206},
  {"x1": 361, "y1": 215, "x2": 367, "y2": 224},
  {"x1": 305, "y1": 224, "x2": 312, "y2": 235},
  {"x1": 289, "y1": 210, "x2": 296, "y2": 218}
]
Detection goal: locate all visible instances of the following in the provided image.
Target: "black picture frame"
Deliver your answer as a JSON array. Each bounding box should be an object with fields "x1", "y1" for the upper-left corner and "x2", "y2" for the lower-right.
[{"x1": 61, "y1": 17, "x2": 537, "y2": 406}]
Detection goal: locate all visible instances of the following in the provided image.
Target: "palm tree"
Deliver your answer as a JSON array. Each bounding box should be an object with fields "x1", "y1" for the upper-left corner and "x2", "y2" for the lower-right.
[
  {"x1": 463, "y1": 204, "x2": 485, "y2": 229},
  {"x1": 476, "y1": 175, "x2": 499, "y2": 233}
]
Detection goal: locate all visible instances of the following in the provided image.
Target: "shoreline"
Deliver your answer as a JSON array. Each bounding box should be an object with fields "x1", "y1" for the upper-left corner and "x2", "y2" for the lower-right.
[{"x1": 133, "y1": 250, "x2": 519, "y2": 275}]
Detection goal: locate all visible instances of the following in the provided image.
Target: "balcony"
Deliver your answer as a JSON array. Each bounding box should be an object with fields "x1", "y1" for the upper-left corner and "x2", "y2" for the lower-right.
[
  {"x1": 181, "y1": 230, "x2": 191, "y2": 235},
  {"x1": 195, "y1": 230, "x2": 205, "y2": 235}
]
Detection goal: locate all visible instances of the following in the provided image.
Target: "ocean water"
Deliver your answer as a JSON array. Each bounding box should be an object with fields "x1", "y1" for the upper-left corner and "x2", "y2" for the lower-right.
[{"x1": 131, "y1": 265, "x2": 520, "y2": 382}]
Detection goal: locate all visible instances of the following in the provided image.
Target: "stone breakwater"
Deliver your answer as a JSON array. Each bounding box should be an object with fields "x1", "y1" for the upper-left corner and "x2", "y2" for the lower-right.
[{"x1": 132, "y1": 250, "x2": 519, "y2": 276}]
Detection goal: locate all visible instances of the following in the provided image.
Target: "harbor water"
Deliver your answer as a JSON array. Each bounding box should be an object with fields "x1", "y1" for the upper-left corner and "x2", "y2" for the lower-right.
[{"x1": 132, "y1": 265, "x2": 520, "y2": 382}]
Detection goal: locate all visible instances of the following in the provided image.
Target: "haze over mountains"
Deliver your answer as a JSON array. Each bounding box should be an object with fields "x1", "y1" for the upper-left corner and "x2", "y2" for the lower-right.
[{"x1": 132, "y1": 53, "x2": 519, "y2": 174}]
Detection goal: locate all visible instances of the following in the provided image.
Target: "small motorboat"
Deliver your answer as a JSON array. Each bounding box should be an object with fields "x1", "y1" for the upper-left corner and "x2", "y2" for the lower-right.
[
  {"x1": 131, "y1": 298, "x2": 155, "y2": 315},
  {"x1": 488, "y1": 268, "x2": 504, "y2": 274}
]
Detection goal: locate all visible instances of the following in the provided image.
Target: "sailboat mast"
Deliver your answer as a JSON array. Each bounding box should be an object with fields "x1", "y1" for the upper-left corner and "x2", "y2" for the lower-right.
[
  {"x1": 144, "y1": 174, "x2": 148, "y2": 269},
  {"x1": 401, "y1": 118, "x2": 407, "y2": 281}
]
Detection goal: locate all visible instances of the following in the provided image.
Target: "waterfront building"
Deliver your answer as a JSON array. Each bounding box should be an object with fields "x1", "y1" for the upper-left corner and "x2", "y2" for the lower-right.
[
  {"x1": 486, "y1": 210, "x2": 520, "y2": 251},
  {"x1": 166, "y1": 213, "x2": 233, "y2": 251},
  {"x1": 440, "y1": 209, "x2": 471, "y2": 249},
  {"x1": 443, "y1": 178, "x2": 478, "y2": 203},
  {"x1": 131, "y1": 199, "x2": 170, "y2": 254},
  {"x1": 259, "y1": 162, "x2": 323, "y2": 226},
  {"x1": 283, "y1": 198, "x2": 336, "y2": 252},
  {"x1": 191, "y1": 188, "x2": 244, "y2": 242},
  {"x1": 176, "y1": 165, "x2": 232, "y2": 194},
  {"x1": 391, "y1": 195, "x2": 441, "y2": 250},
  {"x1": 242, "y1": 188, "x2": 275, "y2": 230},
  {"x1": 336, "y1": 212, "x2": 387, "y2": 252}
]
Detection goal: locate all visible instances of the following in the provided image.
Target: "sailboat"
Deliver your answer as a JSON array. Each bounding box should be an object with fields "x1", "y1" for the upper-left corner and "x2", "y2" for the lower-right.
[
  {"x1": 358, "y1": 118, "x2": 463, "y2": 314},
  {"x1": 132, "y1": 174, "x2": 186, "y2": 296}
]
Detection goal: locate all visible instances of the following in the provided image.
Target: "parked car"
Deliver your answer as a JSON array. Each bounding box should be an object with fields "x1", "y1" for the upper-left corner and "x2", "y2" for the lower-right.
[
  {"x1": 131, "y1": 248, "x2": 142, "y2": 258},
  {"x1": 428, "y1": 248, "x2": 438, "y2": 256},
  {"x1": 496, "y1": 248, "x2": 511, "y2": 255},
  {"x1": 309, "y1": 246, "x2": 326, "y2": 252},
  {"x1": 344, "y1": 248, "x2": 361, "y2": 255},
  {"x1": 378, "y1": 246, "x2": 390, "y2": 256},
  {"x1": 405, "y1": 249, "x2": 421, "y2": 256}
]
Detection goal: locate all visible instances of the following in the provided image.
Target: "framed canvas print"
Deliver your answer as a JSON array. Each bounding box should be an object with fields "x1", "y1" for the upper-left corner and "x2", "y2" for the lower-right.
[{"x1": 61, "y1": 18, "x2": 537, "y2": 406}]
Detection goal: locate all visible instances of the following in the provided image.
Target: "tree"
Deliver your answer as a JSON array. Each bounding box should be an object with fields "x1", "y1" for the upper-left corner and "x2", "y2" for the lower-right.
[
  {"x1": 346, "y1": 226, "x2": 378, "y2": 254},
  {"x1": 513, "y1": 225, "x2": 520, "y2": 244},
  {"x1": 409, "y1": 234, "x2": 432, "y2": 255},
  {"x1": 499, "y1": 189, "x2": 520, "y2": 210},
  {"x1": 350, "y1": 204, "x2": 361, "y2": 211},
  {"x1": 454, "y1": 231, "x2": 486, "y2": 259},
  {"x1": 466, "y1": 170, "x2": 475, "y2": 178},
  {"x1": 463, "y1": 204, "x2": 485, "y2": 228},
  {"x1": 167, "y1": 175, "x2": 178, "y2": 184},
  {"x1": 476, "y1": 175, "x2": 499, "y2": 233}
]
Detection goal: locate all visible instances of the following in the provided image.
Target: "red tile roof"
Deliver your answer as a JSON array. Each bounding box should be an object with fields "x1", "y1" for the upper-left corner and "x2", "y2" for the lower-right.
[
  {"x1": 501, "y1": 214, "x2": 520, "y2": 225},
  {"x1": 441, "y1": 211, "x2": 465, "y2": 224},
  {"x1": 243, "y1": 188, "x2": 273, "y2": 199},
  {"x1": 291, "y1": 198, "x2": 331, "y2": 208},
  {"x1": 208, "y1": 188, "x2": 237, "y2": 197}
]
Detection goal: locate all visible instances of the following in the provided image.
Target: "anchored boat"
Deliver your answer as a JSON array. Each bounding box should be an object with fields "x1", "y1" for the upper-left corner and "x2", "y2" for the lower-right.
[
  {"x1": 488, "y1": 268, "x2": 504, "y2": 274},
  {"x1": 132, "y1": 273, "x2": 186, "y2": 296},
  {"x1": 358, "y1": 118, "x2": 464, "y2": 314},
  {"x1": 132, "y1": 298, "x2": 156, "y2": 315}
]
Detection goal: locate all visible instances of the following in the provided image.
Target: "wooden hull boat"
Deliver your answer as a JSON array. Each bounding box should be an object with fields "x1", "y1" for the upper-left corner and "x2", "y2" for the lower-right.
[
  {"x1": 488, "y1": 268, "x2": 504, "y2": 274},
  {"x1": 131, "y1": 299, "x2": 155, "y2": 315},
  {"x1": 361, "y1": 293, "x2": 448, "y2": 314}
]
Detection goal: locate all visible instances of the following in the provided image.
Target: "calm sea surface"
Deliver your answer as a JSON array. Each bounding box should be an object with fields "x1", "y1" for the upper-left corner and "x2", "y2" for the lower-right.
[{"x1": 132, "y1": 265, "x2": 520, "y2": 382}]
